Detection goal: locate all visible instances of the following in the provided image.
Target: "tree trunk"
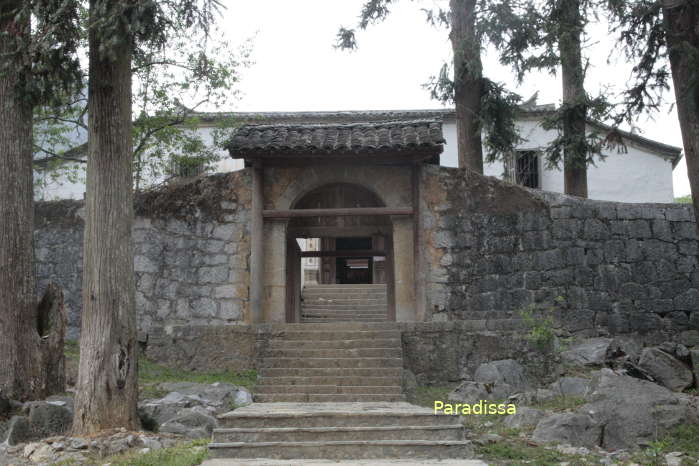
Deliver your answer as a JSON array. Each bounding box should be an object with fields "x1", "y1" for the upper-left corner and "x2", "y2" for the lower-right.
[
  {"x1": 37, "y1": 283, "x2": 67, "y2": 395},
  {"x1": 0, "y1": 1, "x2": 46, "y2": 402},
  {"x1": 72, "y1": 0, "x2": 139, "y2": 434},
  {"x1": 663, "y1": 0, "x2": 699, "y2": 234},
  {"x1": 558, "y1": 0, "x2": 588, "y2": 198},
  {"x1": 450, "y1": 0, "x2": 484, "y2": 172}
]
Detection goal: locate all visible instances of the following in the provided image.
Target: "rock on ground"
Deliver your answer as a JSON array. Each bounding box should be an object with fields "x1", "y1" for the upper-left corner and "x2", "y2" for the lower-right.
[
  {"x1": 473, "y1": 359, "x2": 530, "y2": 392},
  {"x1": 560, "y1": 338, "x2": 613, "y2": 366},
  {"x1": 533, "y1": 370, "x2": 699, "y2": 450},
  {"x1": 549, "y1": 377, "x2": 590, "y2": 398},
  {"x1": 503, "y1": 407, "x2": 546, "y2": 429},
  {"x1": 532, "y1": 412, "x2": 601, "y2": 447},
  {"x1": 448, "y1": 381, "x2": 514, "y2": 404},
  {"x1": 637, "y1": 347, "x2": 693, "y2": 392},
  {"x1": 138, "y1": 381, "x2": 252, "y2": 438}
]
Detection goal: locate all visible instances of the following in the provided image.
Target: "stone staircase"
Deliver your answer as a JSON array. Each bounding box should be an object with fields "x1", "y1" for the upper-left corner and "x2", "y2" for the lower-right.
[
  {"x1": 254, "y1": 322, "x2": 403, "y2": 403},
  {"x1": 301, "y1": 284, "x2": 388, "y2": 322},
  {"x1": 208, "y1": 322, "x2": 473, "y2": 461},
  {"x1": 209, "y1": 402, "x2": 472, "y2": 460}
]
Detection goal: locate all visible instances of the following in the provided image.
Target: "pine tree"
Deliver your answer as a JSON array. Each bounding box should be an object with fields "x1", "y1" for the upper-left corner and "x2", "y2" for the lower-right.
[
  {"x1": 72, "y1": 0, "x2": 223, "y2": 434},
  {"x1": 608, "y1": 0, "x2": 699, "y2": 231},
  {"x1": 0, "y1": 0, "x2": 81, "y2": 401},
  {"x1": 483, "y1": 0, "x2": 615, "y2": 198},
  {"x1": 337, "y1": 1, "x2": 522, "y2": 172}
]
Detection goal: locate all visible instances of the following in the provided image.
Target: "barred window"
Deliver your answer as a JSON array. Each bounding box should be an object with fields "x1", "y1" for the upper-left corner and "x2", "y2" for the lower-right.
[
  {"x1": 172, "y1": 157, "x2": 206, "y2": 178},
  {"x1": 505, "y1": 151, "x2": 540, "y2": 189}
]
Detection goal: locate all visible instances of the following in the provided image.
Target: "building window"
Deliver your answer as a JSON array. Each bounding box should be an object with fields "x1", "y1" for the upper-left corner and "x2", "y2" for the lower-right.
[
  {"x1": 505, "y1": 150, "x2": 540, "y2": 189},
  {"x1": 171, "y1": 157, "x2": 206, "y2": 178}
]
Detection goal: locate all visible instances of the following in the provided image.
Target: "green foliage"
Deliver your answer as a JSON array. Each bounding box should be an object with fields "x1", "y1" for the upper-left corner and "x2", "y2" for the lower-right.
[
  {"x1": 675, "y1": 195, "x2": 693, "y2": 204},
  {"x1": 33, "y1": 19, "x2": 251, "y2": 191},
  {"x1": 476, "y1": 439, "x2": 594, "y2": 465},
  {"x1": 66, "y1": 340, "x2": 257, "y2": 400},
  {"x1": 531, "y1": 395, "x2": 586, "y2": 411},
  {"x1": 57, "y1": 439, "x2": 209, "y2": 466},
  {"x1": 412, "y1": 385, "x2": 458, "y2": 408},
  {"x1": 339, "y1": 0, "x2": 524, "y2": 158},
  {"x1": 518, "y1": 300, "x2": 559, "y2": 350},
  {"x1": 139, "y1": 357, "x2": 257, "y2": 400},
  {"x1": 0, "y1": 1, "x2": 83, "y2": 108},
  {"x1": 424, "y1": 67, "x2": 523, "y2": 162},
  {"x1": 64, "y1": 339, "x2": 80, "y2": 359}
]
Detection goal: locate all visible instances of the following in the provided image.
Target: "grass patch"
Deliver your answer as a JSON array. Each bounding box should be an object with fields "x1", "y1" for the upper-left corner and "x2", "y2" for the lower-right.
[
  {"x1": 139, "y1": 358, "x2": 257, "y2": 400},
  {"x1": 412, "y1": 385, "x2": 457, "y2": 408},
  {"x1": 630, "y1": 424, "x2": 699, "y2": 465},
  {"x1": 476, "y1": 439, "x2": 597, "y2": 465},
  {"x1": 65, "y1": 340, "x2": 257, "y2": 400},
  {"x1": 57, "y1": 439, "x2": 209, "y2": 466},
  {"x1": 531, "y1": 395, "x2": 586, "y2": 412},
  {"x1": 64, "y1": 339, "x2": 80, "y2": 360}
]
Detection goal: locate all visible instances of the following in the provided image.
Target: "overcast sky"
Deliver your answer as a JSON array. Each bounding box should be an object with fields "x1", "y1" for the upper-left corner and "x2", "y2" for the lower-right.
[{"x1": 219, "y1": 0, "x2": 690, "y2": 197}]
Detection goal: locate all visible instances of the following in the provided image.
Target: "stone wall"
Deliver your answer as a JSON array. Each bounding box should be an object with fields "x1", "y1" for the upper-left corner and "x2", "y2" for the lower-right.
[
  {"x1": 422, "y1": 166, "x2": 699, "y2": 342},
  {"x1": 35, "y1": 171, "x2": 252, "y2": 339}
]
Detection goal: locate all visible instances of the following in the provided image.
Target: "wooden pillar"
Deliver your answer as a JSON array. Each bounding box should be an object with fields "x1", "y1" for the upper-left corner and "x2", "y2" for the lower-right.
[
  {"x1": 392, "y1": 216, "x2": 416, "y2": 321},
  {"x1": 412, "y1": 164, "x2": 425, "y2": 321},
  {"x1": 263, "y1": 219, "x2": 288, "y2": 322},
  {"x1": 385, "y1": 233, "x2": 396, "y2": 321},
  {"x1": 250, "y1": 163, "x2": 264, "y2": 323}
]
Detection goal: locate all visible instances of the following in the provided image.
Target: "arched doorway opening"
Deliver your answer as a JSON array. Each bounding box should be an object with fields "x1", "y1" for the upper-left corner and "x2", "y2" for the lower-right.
[{"x1": 285, "y1": 183, "x2": 396, "y2": 323}]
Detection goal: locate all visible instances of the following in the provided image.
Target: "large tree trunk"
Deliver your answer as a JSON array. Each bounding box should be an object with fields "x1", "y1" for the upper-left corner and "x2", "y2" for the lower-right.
[
  {"x1": 450, "y1": 0, "x2": 484, "y2": 172},
  {"x1": 664, "y1": 0, "x2": 699, "y2": 234},
  {"x1": 558, "y1": 0, "x2": 588, "y2": 198},
  {"x1": 72, "y1": 0, "x2": 139, "y2": 434},
  {"x1": 0, "y1": 1, "x2": 45, "y2": 402}
]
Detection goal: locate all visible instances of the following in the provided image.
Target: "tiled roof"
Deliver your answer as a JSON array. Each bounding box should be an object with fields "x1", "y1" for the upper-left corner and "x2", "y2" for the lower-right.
[{"x1": 226, "y1": 119, "x2": 445, "y2": 158}]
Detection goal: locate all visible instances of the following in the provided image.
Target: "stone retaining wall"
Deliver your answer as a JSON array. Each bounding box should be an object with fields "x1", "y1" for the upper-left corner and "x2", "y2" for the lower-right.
[
  {"x1": 35, "y1": 171, "x2": 252, "y2": 339},
  {"x1": 422, "y1": 166, "x2": 699, "y2": 340}
]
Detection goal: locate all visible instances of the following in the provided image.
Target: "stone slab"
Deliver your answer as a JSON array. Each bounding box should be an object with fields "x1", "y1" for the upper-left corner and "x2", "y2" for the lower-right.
[{"x1": 203, "y1": 460, "x2": 486, "y2": 466}]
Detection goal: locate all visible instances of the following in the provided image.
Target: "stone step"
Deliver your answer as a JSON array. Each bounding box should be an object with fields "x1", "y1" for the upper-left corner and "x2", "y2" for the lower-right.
[
  {"x1": 217, "y1": 403, "x2": 462, "y2": 428},
  {"x1": 258, "y1": 322, "x2": 399, "y2": 331},
  {"x1": 299, "y1": 317, "x2": 388, "y2": 323},
  {"x1": 259, "y1": 368, "x2": 402, "y2": 378},
  {"x1": 301, "y1": 291, "x2": 388, "y2": 301},
  {"x1": 255, "y1": 385, "x2": 402, "y2": 395},
  {"x1": 260, "y1": 357, "x2": 403, "y2": 369},
  {"x1": 303, "y1": 294, "x2": 387, "y2": 300},
  {"x1": 278, "y1": 330, "x2": 401, "y2": 341},
  {"x1": 300, "y1": 319, "x2": 389, "y2": 323},
  {"x1": 303, "y1": 297, "x2": 387, "y2": 303},
  {"x1": 302, "y1": 303, "x2": 388, "y2": 310},
  {"x1": 261, "y1": 348, "x2": 402, "y2": 359},
  {"x1": 302, "y1": 310, "x2": 388, "y2": 316},
  {"x1": 208, "y1": 440, "x2": 472, "y2": 460},
  {"x1": 212, "y1": 425, "x2": 464, "y2": 443},
  {"x1": 265, "y1": 338, "x2": 401, "y2": 350},
  {"x1": 257, "y1": 376, "x2": 401, "y2": 386},
  {"x1": 253, "y1": 394, "x2": 406, "y2": 403},
  {"x1": 304, "y1": 284, "x2": 387, "y2": 289}
]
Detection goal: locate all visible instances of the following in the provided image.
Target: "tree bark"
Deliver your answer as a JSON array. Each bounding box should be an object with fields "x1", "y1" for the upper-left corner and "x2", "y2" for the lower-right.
[
  {"x1": 72, "y1": 0, "x2": 139, "y2": 434},
  {"x1": 37, "y1": 283, "x2": 67, "y2": 395},
  {"x1": 558, "y1": 0, "x2": 588, "y2": 198},
  {"x1": 663, "y1": 0, "x2": 699, "y2": 233},
  {"x1": 0, "y1": 1, "x2": 46, "y2": 402},
  {"x1": 450, "y1": 0, "x2": 484, "y2": 172}
]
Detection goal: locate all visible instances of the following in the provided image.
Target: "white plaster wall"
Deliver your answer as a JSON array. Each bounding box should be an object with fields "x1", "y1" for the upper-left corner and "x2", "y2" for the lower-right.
[
  {"x1": 33, "y1": 124, "x2": 245, "y2": 200},
  {"x1": 35, "y1": 116, "x2": 675, "y2": 203},
  {"x1": 442, "y1": 118, "x2": 676, "y2": 203}
]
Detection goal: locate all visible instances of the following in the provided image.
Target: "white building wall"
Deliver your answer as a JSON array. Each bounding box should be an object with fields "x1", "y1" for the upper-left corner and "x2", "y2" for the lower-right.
[
  {"x1": 441, "y1": 119, "x2": 676, "y2": 203},
  {"x1": 35, "y1": 115, "x2": 677, "y2": 203}
]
